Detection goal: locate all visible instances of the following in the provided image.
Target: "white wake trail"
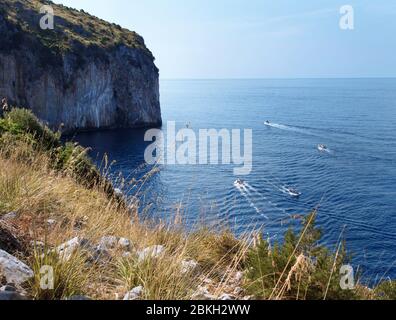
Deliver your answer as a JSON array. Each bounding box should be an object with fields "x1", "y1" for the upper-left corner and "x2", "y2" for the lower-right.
[
  {"x1": 265, "y1": 122, "x2": 314, "y2": 136},
  {"x1": 235, "y1": 184, "x2": 268, "y2": 219},
  {"x1": 244, "y1": 183, "x2": 288, "y2": 215}
]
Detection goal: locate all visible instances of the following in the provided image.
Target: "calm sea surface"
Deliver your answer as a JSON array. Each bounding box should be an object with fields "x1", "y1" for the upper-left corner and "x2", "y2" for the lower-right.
[{"x1": 74, "y1": 79, "x2": 396, "y2": 281}]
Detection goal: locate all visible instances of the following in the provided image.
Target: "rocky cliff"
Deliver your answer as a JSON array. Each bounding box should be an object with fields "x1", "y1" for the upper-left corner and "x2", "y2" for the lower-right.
[{"x1": 0, "y1": 0, "x2": 161, "y2": 132}]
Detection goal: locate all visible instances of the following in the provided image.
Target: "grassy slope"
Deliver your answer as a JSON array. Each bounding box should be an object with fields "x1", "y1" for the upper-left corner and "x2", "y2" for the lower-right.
[
  {"x1": 0, "y1": 109, "x2": 248, "y2": 300},
  {"x1": 0, "y1": 112, "x2": 395, "y2": 300}
]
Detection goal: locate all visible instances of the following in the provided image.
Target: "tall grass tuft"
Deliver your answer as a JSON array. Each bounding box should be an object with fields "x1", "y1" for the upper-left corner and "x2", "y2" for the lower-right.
[{"x1": 29, "y1": 248, "x2": 91, "y2": 300}]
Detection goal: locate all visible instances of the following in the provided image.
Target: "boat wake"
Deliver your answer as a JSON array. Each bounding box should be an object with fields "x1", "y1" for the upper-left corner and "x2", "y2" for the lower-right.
[
  {"x1": 243, "y1": 183, "x2": 288, "y2": 216},
  {"x1": 233, "y1": 178, "x2": 396, "y2": 241},
  {"x1": 264, "y1": 122, "x2": 315, "y2": 136},
  {"x1": 235, "y1": 174, "x2": 396, "y2": 242},
  {"x1": 234, "y1": 182, "x2": 269, "y2": 219},
  {"x1": 258, "y1": 176, "x2": 301, "y2": 199},
  {"x1": 234, "y1": 180, "x2": 293, "y2": 219}
]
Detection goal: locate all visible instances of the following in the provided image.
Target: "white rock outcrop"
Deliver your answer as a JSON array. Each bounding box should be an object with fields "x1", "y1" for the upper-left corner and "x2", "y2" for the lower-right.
[
  {"x1": 123, "y1": 286, "x2": 144, "y2": 300},
  {"x1": 0, "y1": 249, "x2": 33, "y2": 285},
  {"x1": 181, "y1": 259, "x2": 199, "y2": 274},
  {"x1": 137, "y1": 245, "x2": 165, "y2": 262},
  {"x1": 55, "y1": 237, "x2": 90, "y2": 262},
  {"x1": 118, "y1": 238, "x2": 131, "y2": 251},
  {"x1": 97, "y1": 236, "x2": 118, "y2": 251}
]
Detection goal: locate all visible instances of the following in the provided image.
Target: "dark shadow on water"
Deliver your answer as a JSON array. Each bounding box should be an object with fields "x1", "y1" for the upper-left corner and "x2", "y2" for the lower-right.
[{"x1": 64, "y1": 127, "x2": 154, "y2": 165}]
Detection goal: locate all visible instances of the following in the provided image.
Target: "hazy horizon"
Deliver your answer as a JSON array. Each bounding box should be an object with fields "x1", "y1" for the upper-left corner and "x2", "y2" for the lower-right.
[
  {"x1": 160, "y1": 76, "x2": 396, "y2": 80},
  {"x1": 53, "y1": 0, "x2": 396, "y2": 79}
]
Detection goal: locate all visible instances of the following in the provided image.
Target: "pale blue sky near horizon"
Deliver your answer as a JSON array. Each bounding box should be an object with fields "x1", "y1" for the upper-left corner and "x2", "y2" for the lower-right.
[{"x1": 53, "y1": 0, "x2": 396, "y2": 79}]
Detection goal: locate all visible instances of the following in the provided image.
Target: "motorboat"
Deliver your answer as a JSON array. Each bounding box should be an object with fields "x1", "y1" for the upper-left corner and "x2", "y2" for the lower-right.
[
  {"x1": 318, "y1": 144, "x2": 328, "y2": 152},
  {"x1": 264, "y1": 120, "x2": 271, "y2": 126},
  {"x1": 286, "y1": 187, "x2": 301, "y2": 198},
  {"x1": 234, "y1": 179, "x2": 245, "y2": 187}
]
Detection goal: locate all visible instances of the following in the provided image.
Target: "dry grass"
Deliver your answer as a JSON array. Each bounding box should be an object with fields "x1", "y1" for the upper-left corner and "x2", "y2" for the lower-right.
[
  {"x1": 29, "y1": 248, "x2": 91, "y2": 300},
  {"x1": 0, "y1": 137, "x2": 248, "y2": 300}
]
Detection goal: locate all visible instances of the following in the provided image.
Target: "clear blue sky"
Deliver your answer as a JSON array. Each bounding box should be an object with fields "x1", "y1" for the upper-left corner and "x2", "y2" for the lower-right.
[{"x1": 53, "y1": 0, "x2": 396, "y2": 79}]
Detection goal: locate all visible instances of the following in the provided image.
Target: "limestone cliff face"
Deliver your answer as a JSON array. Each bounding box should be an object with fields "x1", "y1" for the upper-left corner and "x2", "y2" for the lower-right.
[{"x1": 0, "y1": 0, "x2": 161, "y2": 132}]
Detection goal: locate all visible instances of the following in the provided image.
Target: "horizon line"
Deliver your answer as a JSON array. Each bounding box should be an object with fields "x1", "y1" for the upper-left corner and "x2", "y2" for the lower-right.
[{"x1": 160, "y1": 76, "x2": 396, "y2": 81}]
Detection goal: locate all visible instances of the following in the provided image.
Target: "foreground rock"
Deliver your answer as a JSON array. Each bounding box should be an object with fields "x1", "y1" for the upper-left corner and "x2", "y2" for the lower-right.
[
  {"x1": 96, "y1": 236, "x2": 118, "y2": 252},
  {"x1": 96, "y1": 236, "x2": 131, "y2": 252},
  {"x1": 137, "y1": 245, "x2": 165, "y2": 262},
  {"x1": 54, "y1": 236, "x2": 134, "y2": 264},
  {"x1": 219, "y1": 293, "x2": 235, "y2": 300},
  {"x1": 0, "y1": 249, "x2": 33, "y2": 285},
  {"x1": 0, "y1": 285, "x2": 28, "y2": 300},
  {"x1": 0, "y1": 291, "x2": 27, "y2": 300},
  {"x1": 191, "y1": 285, "x2": 216, "y2": 300},
  {"x1": 123, "y1": 286, "x2": 144, "y2": 300},
  {"x1": 181, "y1": 259, "x2": 199, "y2": 274},
  {"x1": 0, "y1": 221, "x2": 26, "y2": 255},
  {"x1": 1, "y1": 212, "x2": 18, "y2": 221},
  {"x1": 118, "y1": 238, "x2": 131, "y2": 251},
  {"x1": 55, "y1": 237, "x2": 91, "y2": 262},
  {"x1": 93, "y1": 236, "x2": 132, "y2": 261}
]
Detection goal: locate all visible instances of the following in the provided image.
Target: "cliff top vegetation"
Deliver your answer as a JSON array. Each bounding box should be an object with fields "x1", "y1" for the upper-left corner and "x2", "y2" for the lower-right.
[{"x1": 0, "y1": 0, "x2": 154, "y2": 59}]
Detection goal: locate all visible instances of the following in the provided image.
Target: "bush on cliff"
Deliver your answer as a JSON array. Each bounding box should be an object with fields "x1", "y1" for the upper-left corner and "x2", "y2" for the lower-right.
[
  {"x1": 1, "y1": 108, "x2": 60, "y2": 149},
  {"x1": 0, "y1": 0, "x2": 154, "y2": 63},
  {"x1": 0, "y1": 117, "x2": 22, "y2": 135},
  {"x1": 0, "y1": 108, "x2": 108, "y2": 193}
]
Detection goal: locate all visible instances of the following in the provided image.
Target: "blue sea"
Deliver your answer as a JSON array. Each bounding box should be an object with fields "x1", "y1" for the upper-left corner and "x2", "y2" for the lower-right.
[{"x1": 74, "y1": 79, "x2": 396, "y2": 282}]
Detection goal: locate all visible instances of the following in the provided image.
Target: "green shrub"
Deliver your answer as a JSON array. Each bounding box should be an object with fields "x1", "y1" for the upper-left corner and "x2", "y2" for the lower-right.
[
  {"x1": 5, "y1": 108, "x2": 60, "y2": 149},
  {"x1": 374, "y1": 280, "x2": 396, "y2": 300},
  {"x1": 52, "y1": 142, "x2": 102, "y2": 189},
  {"x1": 0, "y1": 118, "x2": 23, "y2": 135},
  {"x1": 1, "y1": 108, "x2": 115, "y2": 198},
  {"x1": 0, "y1": 132, "x2": 39, "y2": 165},
  {"x1": 52, "y1": 142, "x2": 78, "y2": 171},
  {"x1": 244, "y1": 213, "x2": 359, "y2": 300}
]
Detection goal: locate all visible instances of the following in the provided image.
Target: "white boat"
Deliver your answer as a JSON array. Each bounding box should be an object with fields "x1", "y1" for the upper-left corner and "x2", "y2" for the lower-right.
[
  {"x1": 318, "y1": 144, "x2": 328, "y2": 152},
  {"x1": 286, "y1": 187, "x2": 301, "y2": 198},
  {"x1": 264, "y1": 121, "x2": 271, "y2": 126},
  {"x1": 234, "y1": 179, "x2": 245, "y2": 187}
]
